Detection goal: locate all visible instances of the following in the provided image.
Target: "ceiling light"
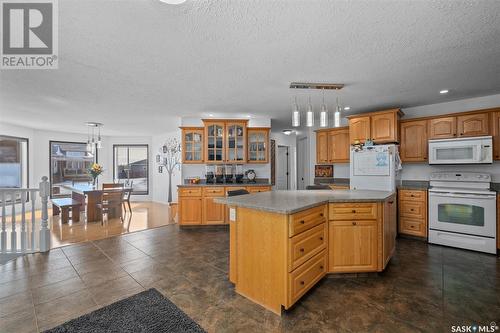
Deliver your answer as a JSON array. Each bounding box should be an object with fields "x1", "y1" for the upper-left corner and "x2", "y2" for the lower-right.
[
  {"x1": 343, "y1": 106, "x2": 351, "y2": 111},
  {"x1": 159, "y1": 0, "x2": 187, "y2": 4},
  {"x1": 282, "y1": 129, "x2": 294, "y2": 136},
  {"x1": 440, "y1": 89, "x2": 449, "y2": 94},
  {"x1": 292, "y1": 96, "x2": 300, "y2": 127},
  {"x1": 334, "y1": 97, "x2": 342, "y2": 128},
  {"x1": 306, "y1": 96, "x2": 314, "y2": 127},
  {"x1": 208, "y1": 113, "x2": 214, "y2": 117},
  {"x1": 319, "y1": 90, "x2": 328, "y2": 128},
  {"x1": 246, "y1": 115, "x2": 251, "y2": 118}
]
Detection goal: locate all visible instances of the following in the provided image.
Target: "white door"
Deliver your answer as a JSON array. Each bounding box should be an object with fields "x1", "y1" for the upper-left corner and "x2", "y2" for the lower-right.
[
  {"x1": 276, "y1": 146, "x2": 289, "y2": 190},
  {"x1": 297, "y1": 137, "x2": 309, "y2": 190}
]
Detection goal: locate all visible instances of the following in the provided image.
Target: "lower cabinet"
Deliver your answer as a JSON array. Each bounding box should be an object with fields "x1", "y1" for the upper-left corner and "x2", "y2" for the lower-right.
[
  {"x1": 329, "y1": 220, "x2": 378, "y2": 272},
  {"x1": 202, "y1": 197, "x2": 226, "y2": 224},
  {"x1": 179, "y1": 197, "x2": 202, "y2": 225},
  {"x1": 398, "y1": 189, "x2": 428, "y2": 238}
]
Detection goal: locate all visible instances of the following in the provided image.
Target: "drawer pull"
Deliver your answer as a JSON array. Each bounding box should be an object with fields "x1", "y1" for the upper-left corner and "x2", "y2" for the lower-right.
[
  {"x1": 351, "y1": 210, "x2": 356, "y2": 213},
  {"x1": 320, "y1": 213, "x2": 324, "y2": 217},
  {"x1": 319, "y1": 265, "x2": 324, "y2": 270},
  {"x1": 410, "y1": 194, "x2": 415, "y2": 197},
  {"x1": 352, "y1": 221, "x2": 357, "y2": 226},
  {"x1": 319, "y1": 237, "x2": 323, "y2": 241},
  {"x1": 300, "y1": 281, "x2": 305, "y2": 286},
  {"x1": 410, "y1": 209, "x2": 414, "y2": 212},
  {"x1": 188, "y1": 191, "x2": 192, "y2": 193},
  {"x1": 299, "y1": 248, "x2": 305, "y2": 252},
  {"x1": 300, "y1": 220, "x2": 305, "y2": 225}
]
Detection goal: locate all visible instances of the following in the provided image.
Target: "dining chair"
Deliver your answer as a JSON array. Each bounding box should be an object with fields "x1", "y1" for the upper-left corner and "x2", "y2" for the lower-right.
[
  {"x1": 96, "y1": 189, "x2": 124, "y2": 224},
  {"x1": 122, "y1": 180, "x2": 133, "y2": 213}
]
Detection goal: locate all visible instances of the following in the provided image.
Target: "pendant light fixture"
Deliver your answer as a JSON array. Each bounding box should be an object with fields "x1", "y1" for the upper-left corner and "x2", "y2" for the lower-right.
[
  {"x1": 334, "y1": 97, "x2": 341, "y2": 128},
  {"x1": 319, "y1": 89, "x2": 328, "y2": 127},
  {"x1": 306, "y1": 96, "x2": 314, "y2": 127},
  {"x1": 292, "y1": 96, "x2": 300, "y2": 127},
  {"x1": 85, "y1": 122, "x2": 104, "y2": 153}
]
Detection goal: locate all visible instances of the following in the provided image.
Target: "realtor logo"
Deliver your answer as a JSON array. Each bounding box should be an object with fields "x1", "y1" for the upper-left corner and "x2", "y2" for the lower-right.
[{"x1": 1, "y1": 0, "x2": 58, "y2": 69}]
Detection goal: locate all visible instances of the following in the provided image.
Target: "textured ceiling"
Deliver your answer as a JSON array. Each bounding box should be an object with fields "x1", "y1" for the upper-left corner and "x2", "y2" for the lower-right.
[{"x1": 1, "y1": 0, "x2": 500, "y2": 135}]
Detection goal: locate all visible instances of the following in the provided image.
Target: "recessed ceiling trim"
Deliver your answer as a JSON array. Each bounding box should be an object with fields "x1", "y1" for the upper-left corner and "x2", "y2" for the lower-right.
[{"x1": 289, "y1": 82, "x2": 344, "y2": 90}]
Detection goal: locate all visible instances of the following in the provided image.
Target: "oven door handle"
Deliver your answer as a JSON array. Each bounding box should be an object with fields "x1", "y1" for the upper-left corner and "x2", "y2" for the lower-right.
[{"x1": 429, "y1": 192, "x2": 497, "y2": 199}]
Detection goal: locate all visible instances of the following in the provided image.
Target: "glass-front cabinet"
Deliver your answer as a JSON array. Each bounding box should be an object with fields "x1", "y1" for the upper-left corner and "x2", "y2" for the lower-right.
[
  {"x1": 181, "y1": 128, "x2": 204, "y2": 164},
  {"x1": 205, "y1": 121, "x2": 225, "y2": 163},
  {"x1": 225, "y1": 121, "x2": 247, "y2": 163},
  {"x1": 247, "y1": 128, "x2": 270, "y2": 163}
]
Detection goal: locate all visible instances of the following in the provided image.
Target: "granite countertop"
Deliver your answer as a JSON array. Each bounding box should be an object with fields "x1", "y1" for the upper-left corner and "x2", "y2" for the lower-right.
[
  {"x1": 178, "y1": 179, "x2": 271, "y2": 188},
  {"x1": 217, "y1": 189, "x2": 395, "y2": 214},
  {"x1": 398, "y1": 180, "x2": 430, "y2": 190}
]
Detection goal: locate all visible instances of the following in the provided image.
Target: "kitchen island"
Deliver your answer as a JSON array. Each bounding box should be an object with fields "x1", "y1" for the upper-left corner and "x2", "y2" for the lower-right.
[{"x1": 218, "y1": 189, "x2": 397, "y2": 315}]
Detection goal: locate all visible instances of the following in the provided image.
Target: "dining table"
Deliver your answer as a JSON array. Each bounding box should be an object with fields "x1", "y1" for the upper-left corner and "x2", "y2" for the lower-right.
[{"x1": 61, "y1": 184, "x2": 132, "y2": 222}]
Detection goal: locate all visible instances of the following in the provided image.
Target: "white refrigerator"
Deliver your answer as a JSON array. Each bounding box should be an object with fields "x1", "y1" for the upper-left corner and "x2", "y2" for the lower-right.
[{"x1": 349, "y1": 144, "x2": 401, "y2": 192}]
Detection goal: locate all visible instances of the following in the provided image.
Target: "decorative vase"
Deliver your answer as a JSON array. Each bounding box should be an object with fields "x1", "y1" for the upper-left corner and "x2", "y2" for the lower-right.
[{"x1": 92, "y1": 176, "x2": 98, "y2": 187}]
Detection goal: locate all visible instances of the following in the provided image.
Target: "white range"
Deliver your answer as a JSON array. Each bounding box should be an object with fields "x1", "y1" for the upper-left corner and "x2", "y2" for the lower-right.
[{"x1": 428, "y1": 172, "x2": 497, "y2": 254}]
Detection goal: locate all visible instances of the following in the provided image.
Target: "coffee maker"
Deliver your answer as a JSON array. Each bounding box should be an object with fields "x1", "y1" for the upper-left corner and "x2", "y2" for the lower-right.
[{"x1": 205, "y1": 165, "x2": 215, "y2": 183}]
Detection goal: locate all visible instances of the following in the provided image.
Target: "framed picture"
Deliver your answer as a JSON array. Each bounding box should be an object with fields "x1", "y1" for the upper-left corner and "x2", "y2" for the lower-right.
[
  {"x1": 156, "y1": 154, "x2": 160, "y2": 162},
  {"x1": 158, "y1": 166, "x2": 163, "y2": 173},
  {"x1": 162, "y1": 145, "x2": 167, "y2": 153},
  {"x1": 315, "y1": 165, "x2": 333, "y2": 178}
]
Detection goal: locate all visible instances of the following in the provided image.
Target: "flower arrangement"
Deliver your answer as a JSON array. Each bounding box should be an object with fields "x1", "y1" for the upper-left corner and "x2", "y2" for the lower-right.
[{"x1": 88, "y1": 163, "x2": 103, "y2": 185}]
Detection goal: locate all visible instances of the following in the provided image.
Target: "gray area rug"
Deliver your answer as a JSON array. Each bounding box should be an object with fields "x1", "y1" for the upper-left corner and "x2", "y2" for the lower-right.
[{"x1": 43, "y1": 288, "x2": 206, "y2": 333}]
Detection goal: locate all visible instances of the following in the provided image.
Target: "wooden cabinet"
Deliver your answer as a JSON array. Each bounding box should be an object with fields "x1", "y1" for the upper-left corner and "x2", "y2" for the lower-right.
[
  {"x1": 398, "y1": 189, "x2": 427, "y2": 238},
  {"x1": 204, "y1": 121, "x2": 226, "y2": 163},
  {"x1": 315, "y1": 127, "x2": 350, "y2": 164},
  {"x1": 179, "y1": 197, "x2": 202, "y2": 225},
  {"x1": 349, "y1": 116, "x2": 371, "y2": 144},
  {"x1": 327, "y1": 128, "x2": 350, "y2": 162},
  {"x1": 400, "y1": 120, "x2": 428, "y2": 162},
  {"x1": 247, "y1": 186, "x2": 272, "y2": 194},
  {"x1": 181, "y1": 128, "x2": 204, "y2": 164},
  {"x1": 225, "y1": 121, "x2": 247, "y2": 163},
  {"x1": 457, "y1": 113, "x2": 490, "y2": 137},
  {"x1": 428, "y1": 117, "x2": 457, "y2": 139},
  {"x1": 494, "y1": 112, "x2": 500, "y2": 160},
  {"x1": 202, "y1": 187, "x2": 225, "y2": 225},
  {"x1": 329, "y1": 220, "x2": 378, "y2": 272},
  {"x1": 316, "y1": 131, "x2": 328, "y2": 163},
  {"x1": 383, "y1": 196, "x2": 397, "y2": 267},
  {"x1": 247, "y1": 128, "x2": 270, "y2": 163},
  {"x1": 348, "y1": 109, "x2": 402, "y2": 144},
  {"x1": 371, "y1": 111, "x2": 399, "y2": 143}
]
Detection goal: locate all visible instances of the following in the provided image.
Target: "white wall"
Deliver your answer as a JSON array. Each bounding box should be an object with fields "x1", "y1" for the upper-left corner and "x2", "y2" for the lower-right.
[
  {"x1": 152, "y1": 128, "x2": 182, "y2": 204},
  {"x1": 270, "y1": 131, "x2": 297, "y2": 190}
]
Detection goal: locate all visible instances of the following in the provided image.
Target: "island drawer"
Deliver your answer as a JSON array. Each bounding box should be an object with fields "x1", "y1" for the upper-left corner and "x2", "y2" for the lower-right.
[
  {"x1": 399, "y1": 201, "x2": 426, "y2": 219},
  {"x1": 399, "y1": 190, "x2": 426, "y2": 202},
  {"x1": 203, "y1": 187, "x2": 225, "y2": 197},
  {"x1": 329, "y1": 203, "x2": 378, "y2": 221},
  {"x1": 288, "y1": 223, "x2": 327, "y2": 272},
  {"x1": 247, "y1": 186, "x2": 272, "y2": 193},
  {"x1": 178, "y1": 188, "x2": 202, "y2": 197},
  {"x1": 287, "y1": 249, "x2": 326, "y2": 306},
  {"x1": 289, "y1": 205, "x2": 327, "y2": 237}
]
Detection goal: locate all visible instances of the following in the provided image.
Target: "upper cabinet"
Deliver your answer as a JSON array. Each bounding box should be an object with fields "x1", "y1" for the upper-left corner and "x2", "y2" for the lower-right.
[
  {"x1": 181, "y1": 127, "x2": 204, "y2": 164},
  {"x1": 457, "y1": 113, "x2": 490, "y2": 137},
  {"x1": 247, "y1": 128, "x2": 270, "y2": 163},
  {"x1": 204, "y1": 121, "x2": 226, "y2": 163},
  {"x1": 493, "y1": 112, "x2": 500, "y2": 160},
  {"x1": 428, "y1": 117, "x2": 457, "y2": 139},
  {"x1": 348, "y1": 109, "x2": 402, "y2": 144},
  {"x1": 348, "y1": 116, "x2": 371, "y2": 144},
  {"x1": 225, "y1": 121, "x2": 247, "y2": 163},
  {"x1": 400, "y1": 120, "x2": 428, "y2": 162},
  {"x1": 315, "y1": 127, "x2": 350, "y2": 164}
]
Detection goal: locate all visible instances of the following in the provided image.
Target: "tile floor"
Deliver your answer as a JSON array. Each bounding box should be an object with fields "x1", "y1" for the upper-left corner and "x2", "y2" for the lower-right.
[{"x1": 1, "y1": 225, "x2": 499, "y2": 332}]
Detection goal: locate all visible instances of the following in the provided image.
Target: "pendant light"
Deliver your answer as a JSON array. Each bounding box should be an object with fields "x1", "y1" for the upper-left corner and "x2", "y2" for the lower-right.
[
  {"x1": 292, "y1": 96, "x2": 300, "y2": 127},
  {"x1": 306, "y1": 96, "x2": 314, "y2": 127},
  {"x1": 319, "y1": 89, "x2": 328, "y2": 127},
  {"x1": 334, "y1": 96, "x2": 341, "y2": 128}
]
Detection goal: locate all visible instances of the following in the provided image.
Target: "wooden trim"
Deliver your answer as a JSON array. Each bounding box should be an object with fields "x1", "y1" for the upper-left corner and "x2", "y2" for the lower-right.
[
  {"x1": 179, "y1": 126, "x2": 204, "y2": 130},
  {"x1": 202, "y1": 119, "x2": 250, "y2": 123},
  {"x1": 314, "y1": 126, "x2": 349, "y2": 133},
  {"x1": 400, "y1": 106, "x2": 500, "y2": 123},
  {"x1": 345, "y1": 108, "x2": 404, "y2": 119}
]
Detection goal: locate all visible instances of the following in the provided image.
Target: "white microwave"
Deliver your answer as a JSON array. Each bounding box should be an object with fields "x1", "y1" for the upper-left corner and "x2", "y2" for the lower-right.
[{"x1": 428, "y1": 136, "x2": 493, "y2": 164}]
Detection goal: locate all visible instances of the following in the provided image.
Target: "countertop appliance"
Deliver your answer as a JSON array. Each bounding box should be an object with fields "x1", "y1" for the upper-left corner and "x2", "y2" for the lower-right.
[
  {"x1": 349, "y1": 144, "x2": 401, "y2": 192},
  {"x1": 428, "y1": 136, "x2": 492, "y2": 165},
  {"x1": 428, "y1": 172, "x2": 497, "y2": 254}
]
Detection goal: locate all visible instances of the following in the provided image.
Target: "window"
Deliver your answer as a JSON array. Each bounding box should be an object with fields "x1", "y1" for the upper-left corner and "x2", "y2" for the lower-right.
[
  {"x1": 50, "y1": 141, "x2": 95, "y2": 197},
  {"x1": 113, "y1": 145, "x2": 149, "y2": 195},
  {"x1": 0, "y1": 135, "x2": 28, "y2": 189}
]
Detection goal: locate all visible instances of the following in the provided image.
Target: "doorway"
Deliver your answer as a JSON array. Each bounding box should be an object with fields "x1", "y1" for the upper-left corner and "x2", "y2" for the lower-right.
[
  {"x1": 297, "y1": 137, "x2": 309, "y2": 190},
  {"x1": 276, "y1": 145, "x2": 289, "y2": 190}
]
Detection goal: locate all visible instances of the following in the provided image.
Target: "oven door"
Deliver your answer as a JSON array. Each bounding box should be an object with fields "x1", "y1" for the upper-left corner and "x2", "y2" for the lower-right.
[{"x1": 428, "y1": 191, "x2": 496, "y2": 237}]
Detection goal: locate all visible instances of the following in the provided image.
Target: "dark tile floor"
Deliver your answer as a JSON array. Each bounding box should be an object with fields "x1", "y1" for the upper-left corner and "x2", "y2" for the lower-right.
[{"x1": 1, "y1": 225, "x2": 499, "y2": 332}]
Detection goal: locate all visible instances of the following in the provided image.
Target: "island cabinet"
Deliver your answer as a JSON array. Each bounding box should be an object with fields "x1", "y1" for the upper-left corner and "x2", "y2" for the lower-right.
[
  {"x1": 398, "y1": 189, "x2": 427, "y2": 238},
  {"x1": 348, "y1": 109, "x2": 402, "y2": 144},
  {"x1": 328, "y1": 197, "x2": 396, "y2": 273},
  {"x1": 400, "y1": 120, "x2": 428, "y2": 162}
]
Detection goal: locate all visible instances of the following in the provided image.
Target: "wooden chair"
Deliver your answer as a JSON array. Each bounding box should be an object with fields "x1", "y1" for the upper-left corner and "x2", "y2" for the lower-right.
[
  {"x1": 96, "y1": 189, "x2": 124, "y2": 224},
  {"x1": 121, "y1": 180, "x2": 133, "y2": 213}
]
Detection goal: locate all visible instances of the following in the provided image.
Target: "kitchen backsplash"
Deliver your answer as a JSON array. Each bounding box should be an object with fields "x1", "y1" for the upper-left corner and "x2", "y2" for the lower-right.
[
  {"x1": 181, "y1": 163, "x2": 271, "y2": 180},
  {"x1": 329, "y1": 161, "x2": 500, "y2": 182}
]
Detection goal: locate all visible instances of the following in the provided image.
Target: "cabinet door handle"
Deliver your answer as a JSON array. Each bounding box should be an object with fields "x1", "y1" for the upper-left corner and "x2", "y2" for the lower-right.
[
  {"x1": 299, "y1": 248, "x2": 305, "y2": 252},
  {"x1": 352, "y1": 221, "x2": 357, "y2": 225},
  {"x1": 319, "y1": 265, "x2": 324, "y2": 270},
  {"x1": 300, "y1": 281, "x2": 305, "y2": 286},
  {"x1": 410, "y1": 194, "x2": 414, "y2": 197},
  {"x1": 319, "y1": 237, "x2": 324, "y2": 241},
  {"x1": 300, "y1": 220, "x2": 305, "y2": 224},
  {"x1": 351, "y1": 210, "x2": 356, "y2": 213},
  {"x1": 320, "y1": 213, "x2": 324, "y2": 217}
]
